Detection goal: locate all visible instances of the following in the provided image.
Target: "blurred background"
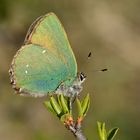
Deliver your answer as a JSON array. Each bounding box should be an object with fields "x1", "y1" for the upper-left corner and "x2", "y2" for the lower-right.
[{"x1": 0, "y1": 0, "x2": 140, "y2": 140}]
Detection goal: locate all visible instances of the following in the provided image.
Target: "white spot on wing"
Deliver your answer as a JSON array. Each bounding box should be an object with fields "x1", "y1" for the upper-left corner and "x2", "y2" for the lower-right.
[{"x1": 42, "y1": 50, "x2": 46, "y2": 54}]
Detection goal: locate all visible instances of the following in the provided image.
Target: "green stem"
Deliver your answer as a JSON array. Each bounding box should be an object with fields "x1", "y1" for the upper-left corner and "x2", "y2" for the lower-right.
[{"x1": 69, "y1": 97, "x2": 73, "y2": 116}]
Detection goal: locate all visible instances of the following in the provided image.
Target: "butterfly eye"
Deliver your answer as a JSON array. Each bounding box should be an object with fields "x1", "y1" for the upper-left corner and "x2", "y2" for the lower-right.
[{"x1": 79, "y1": 72, "x2": 86, "y2": 82}]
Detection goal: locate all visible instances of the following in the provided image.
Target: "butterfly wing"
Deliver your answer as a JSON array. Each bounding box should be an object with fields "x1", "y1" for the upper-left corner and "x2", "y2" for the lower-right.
[{"x1": 10, "y1": 13, "x2": 77, "y2": 96}]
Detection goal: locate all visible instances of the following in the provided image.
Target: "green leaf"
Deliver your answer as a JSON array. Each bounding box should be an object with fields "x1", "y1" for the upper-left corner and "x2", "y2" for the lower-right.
[
  {"x1": 60, "y1": 114, "x2": 69, "y2": 122},
  {"x1": 76, "y1": 98, "x2": 83, "y2": 117},
  {"x1": 102, "y1": 123, "x2": 107, "y2": 140},
  {"x1": 107, "y1": 128, "x2": 119, "y2": 140},
  {"x1": 50, "y1": 96, "x2": 62, "y2": 115},
  {"x1": 81, "y1": 94, "x2": 90, "y2": 116},
  {"x1": 65, "y1": 96, "x2": 70, "y2": 110},
  {"x1": 97, "y1": 121, "x2": 107, "y2": 140},
  {"x1": 44, "y1": 101, "x2": 56, "y2": 115},
  {"x1": 60, "y1": 94, "x2": 69, "y2": 113},
  {"x1": 97, "y1": 121, "x2": 103, "y2": 139},
  {"x1": 57, "y1": 95, "x2": 62, "y2": 108}
]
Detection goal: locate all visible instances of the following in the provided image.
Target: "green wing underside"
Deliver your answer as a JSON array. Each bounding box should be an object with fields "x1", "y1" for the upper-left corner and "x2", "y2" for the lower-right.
[{"x1": 12, "y1": 13, "x2": 77, "y2": 95}]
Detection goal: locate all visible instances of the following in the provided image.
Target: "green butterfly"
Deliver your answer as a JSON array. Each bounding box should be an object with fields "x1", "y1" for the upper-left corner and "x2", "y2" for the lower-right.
[{"x1": 9, "y1": 12, "x2": 86, "y2": 97}]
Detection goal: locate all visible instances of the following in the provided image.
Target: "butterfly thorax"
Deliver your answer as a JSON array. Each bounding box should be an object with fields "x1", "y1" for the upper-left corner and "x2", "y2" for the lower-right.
[{"x1": 55, "y1": 72, "x2": 86, "y2": 97}]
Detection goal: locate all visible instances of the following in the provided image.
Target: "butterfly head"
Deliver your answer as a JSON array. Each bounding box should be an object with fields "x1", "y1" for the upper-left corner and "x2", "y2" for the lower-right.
[{"x1": 78, "y1": 72, "x2": 86, "y2": 84}]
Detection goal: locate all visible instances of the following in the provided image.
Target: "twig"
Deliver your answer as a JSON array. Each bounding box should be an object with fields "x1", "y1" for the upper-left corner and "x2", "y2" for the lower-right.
[
  {"x1": 65, "y1": 123, "x2": 87, "y2": 140},
  {"x1": 65, "y1": 97, "x2": 88, "y2": 140}
]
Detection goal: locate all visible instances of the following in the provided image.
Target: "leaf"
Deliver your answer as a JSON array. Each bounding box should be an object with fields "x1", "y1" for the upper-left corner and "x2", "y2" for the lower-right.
[
  {"x1": 76, "y1": 98, "x2": 83, "y2": 117},
  {"x1": 97, "y1": 122, "x2": 103, "y2": 140},
  {"x1": 50, "y1": 96, "x2": 62, "y2": 115},
  {"x1": 97, "y1": 121, "x2": 107, "y2": 140},
  {"x1": 60, "y1": 114, "x2": 68, "y2": 122},
  {"x1": 102, "y1": 123, "x2": 107, "y2": 140},
  {"x1": 44, "y1": 101, "x2": 56, "y2": 114},
  {"x1": 57, "y1": 95, "x2": 62, "y2": 108},
  {"x1": 65, "y1": 96, "x2": 70, "y2": 110},
  {"x1": 60, "y1": 94, "x2": 69, "y2": 113},
  {"x1": 107, "y1": 128, "x2": 119, "y2": 140},
  {"x1": 81, "y1": 94, "x2": 90, "y2": 116}
]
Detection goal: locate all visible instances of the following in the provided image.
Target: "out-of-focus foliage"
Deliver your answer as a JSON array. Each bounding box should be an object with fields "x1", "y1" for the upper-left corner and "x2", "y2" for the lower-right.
[
  {"x1": 0, "y1": 0, "x2": 140, "y2": 140},
  {"x1": 97, "y1": 121, "x2": 119, "y2": 140}
]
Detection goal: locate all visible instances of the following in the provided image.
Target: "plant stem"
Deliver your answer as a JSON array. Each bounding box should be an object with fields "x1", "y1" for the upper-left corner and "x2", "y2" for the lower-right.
[
  {"x1": 66, "y1": 97, "x2": 87, "y2": 140},
  {"x1": 66, "y1": 124, "x2": 87, "y2": 140},
  {"x1": 69, "y1": 97, "x2": 73, "y2": 115}
]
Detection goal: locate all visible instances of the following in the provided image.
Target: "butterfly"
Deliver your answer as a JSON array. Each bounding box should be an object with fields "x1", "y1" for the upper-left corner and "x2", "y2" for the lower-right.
[{"x1": 9, "y1": 12, "x2": 86, "y2": 97}]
